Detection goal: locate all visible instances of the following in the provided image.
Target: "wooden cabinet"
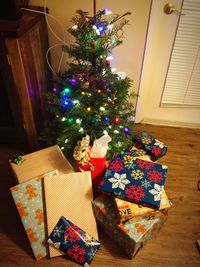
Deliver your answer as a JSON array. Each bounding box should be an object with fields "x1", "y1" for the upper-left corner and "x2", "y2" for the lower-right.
[{"x1": 0, "y1": 10, "x2": 52, "y2": 150}]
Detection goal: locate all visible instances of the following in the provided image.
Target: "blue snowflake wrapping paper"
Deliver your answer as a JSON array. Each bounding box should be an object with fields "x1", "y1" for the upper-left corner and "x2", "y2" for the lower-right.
[
  {"x1": 133, "y1": 131, "x2": 168, "y2": 161},
  {"x1": 112, "y1": 146, "x2": 147, "y2": 161},
  {"x1": 99, "y1": 157, "x2": 168, "y2": 208},
  {"x1": 92, "y1": 194, "x2": 167, "y2": 259},
  {"x1": 47, "y1": 216, "x2": 101, "y2": 266}
]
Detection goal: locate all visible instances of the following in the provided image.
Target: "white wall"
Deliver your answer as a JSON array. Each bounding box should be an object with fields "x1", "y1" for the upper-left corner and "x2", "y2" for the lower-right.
[{"x1": 29, "y1": 0, "x2": 151, "y2": 97}]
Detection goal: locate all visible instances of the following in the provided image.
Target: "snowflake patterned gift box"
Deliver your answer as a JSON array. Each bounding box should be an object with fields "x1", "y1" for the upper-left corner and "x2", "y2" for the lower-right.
[
  {"x1": 10, "y1": 170, "x2": 58, "y2": 260},
  {"x1": 99, "y1": 157, "x2": 168, "y2": 208},
  {"x1": 114, "y1": 190, "x2": 171, "y2": 224},
  {"x1": 48, "y1": 216, "x2": 101, "y2": 266},
  {"x1": 133, "y1": 131, "x2": 168, "y2": 161},
  {"x1": 92, "y1": 194, "x2": 167, "y2": 259}
]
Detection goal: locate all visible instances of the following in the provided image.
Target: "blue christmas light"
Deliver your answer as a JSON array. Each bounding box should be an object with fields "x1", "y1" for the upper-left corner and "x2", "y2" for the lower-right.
[
  {"x1": 102, "y1": 115, "x2": 110, "y2": 124},
  {"x1": 61, "y1": 97, "x2": 73, "y2": 110},
  {"x1": 97, "y1": 23, "x2": 106, "y2": 34}
]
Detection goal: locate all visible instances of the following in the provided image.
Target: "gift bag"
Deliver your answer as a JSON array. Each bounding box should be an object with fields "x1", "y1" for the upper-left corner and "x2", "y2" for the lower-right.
[
  {"x1": 74, "y1": 135, "x2": 111, "y2": 198},
  {"x1": 76, "y1": 156, "x2": 106, "y2": 198}
]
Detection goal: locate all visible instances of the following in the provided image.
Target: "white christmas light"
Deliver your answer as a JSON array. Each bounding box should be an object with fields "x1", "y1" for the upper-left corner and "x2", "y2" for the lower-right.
[
  {"x1": 128, "y1": 116, "x2": 135, "y2": 122},
  {"x1": 103, "y1": 130, "x2": 108, "y2": 135},
  {"x1": 61, "y1": 146, "x2": 64, "y2": 150},
  {"x1": 64, "y1": 139, "x2": 68, "y2": 143},
  {"x1": 92, "y1": 25, "x2": 97, "y2": 30},
  {"x1": 105, "y1": 8, "x2": 112, "y2": 15},
  {"x1": 106, "y1": 55, "x2": 114, "y2": 61},
  {"x1": 102, "y1": 69, "x2": 106, "y2": 75},
  {"x1": 111, "y1": 68, "x2": 117, "y2": 73},
  {"x1": 73, "y1": 100, "x2": 80, "y2": 105},
  {"x1": 117, "y1": 142, "x2": 122, "y2": 147},
  {"x1": 100, "y1": 106, "x2": 105, "y2": 111},
  {"x1": 107, "y1": 24, "x2": 113, "y2": 31},
  {"x1": 76, "y1": 118, "x2": 82, "y2": 124},
  {"x1": 79, "y1": 128, "x2": 84, "y2": 133},
  {"x1": 72, "y1": 25, "x2": 78, "y2": 30},
  {"x1": 108, "y1": 125, "x2": 112, "y2": 129},
  {"x1": 114, "y1": 130, "x2": 119, "y2": 134},
  {"x1": 96, "y1": 29, "x2": 100, "y2": 35},
  {"x1": 61, "y1": 117, "x2": 66, "y2": 121}
]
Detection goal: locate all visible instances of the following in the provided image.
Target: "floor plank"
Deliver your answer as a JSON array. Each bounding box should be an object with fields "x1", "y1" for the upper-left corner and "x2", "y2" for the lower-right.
[{"x1": 0, "y1": 124, "x2": 200, "y2": 266}]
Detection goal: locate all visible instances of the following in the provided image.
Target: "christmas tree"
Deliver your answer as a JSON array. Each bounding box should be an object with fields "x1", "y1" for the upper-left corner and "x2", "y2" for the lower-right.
[{"x1": 41, "y1": 8, "x2": 136, "y2": 159}]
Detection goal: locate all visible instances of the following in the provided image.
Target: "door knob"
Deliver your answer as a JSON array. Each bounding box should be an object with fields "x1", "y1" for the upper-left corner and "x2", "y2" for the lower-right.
[{"x1": 163, "y1": 3, "x2": 185, "y2": 15}]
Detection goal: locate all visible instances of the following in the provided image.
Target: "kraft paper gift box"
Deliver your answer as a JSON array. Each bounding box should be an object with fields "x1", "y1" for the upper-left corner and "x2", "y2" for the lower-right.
[
  {"x1": 114, "y1": 190, "x2": 171, "y2": 224},
  {"x1": 9, "y1": 145, "x2": 74, "y2": 184},
  {"x1": 99, "y1": 157, "x2": 168, "y2": 209},
  {"x1": 48, "y1": 216, "x2": 101, "y2": 266},
  {"x1": 133, "y1": 131, "x2": 168, "y2": 161},
  {"x1": 43, "y1": 172, "x2": 99, "y2": 258},
  {"x1": 92, "y1": 194, "x2": 167, "y2": 259},
  {"x1": 10, "y1": 170, "x2": 58, "y2": 260}
]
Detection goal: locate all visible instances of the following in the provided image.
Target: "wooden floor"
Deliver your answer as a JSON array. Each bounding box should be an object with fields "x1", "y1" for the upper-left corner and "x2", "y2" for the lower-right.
[{"x1": 0, "y1": 124, "x2": 199, "y2": 267}]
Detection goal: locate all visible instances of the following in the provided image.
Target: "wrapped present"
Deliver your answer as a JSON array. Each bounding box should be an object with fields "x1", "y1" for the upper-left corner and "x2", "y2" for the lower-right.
[
  {"x1": 133, "y1": 131, "x2": 167, "y2": 161},
  {"x1": 112, "y1": 146, "x2": 147, "y2": 161},
  {"x1": 74, "y1": 135, "x2": 111, "y2": 198},
  {"x1": 43, "y1": 172, "x2": 99, "y2": 257},
  {"x1": 9, "y1": 145, "x2": 74, "y2": 184},
  {"x1": 48, "y1": 216, "x2": 100, "y2": 266},
  {"x1": 99, "y1": 157, "x2": 168, "y2": 208},
  {"x1": 92, "y1": 194, "x2": 167, "y2": 259},
  {"x1": 10, "y1": 169, "x2": 58, "y2": 260},
  {"x1": 114, "y1": 190, "x2": 171, "y2": 224}
]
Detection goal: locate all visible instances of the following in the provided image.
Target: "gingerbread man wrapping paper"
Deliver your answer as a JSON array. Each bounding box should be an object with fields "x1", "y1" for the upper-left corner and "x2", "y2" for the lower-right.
[{"x1": 10, "y1": 170, "x2": 58, "y2": 260}]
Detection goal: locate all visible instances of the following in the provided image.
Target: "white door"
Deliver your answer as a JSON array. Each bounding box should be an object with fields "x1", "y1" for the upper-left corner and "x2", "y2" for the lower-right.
[{"x1": 135, "y1": 0, "x2": 200, "y2": 128}]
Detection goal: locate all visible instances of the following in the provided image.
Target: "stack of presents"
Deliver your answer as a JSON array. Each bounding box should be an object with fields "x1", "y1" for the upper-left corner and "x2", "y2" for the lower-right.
[{"x1": 9, "y1": 131, "x2": 171, "y2": 265}]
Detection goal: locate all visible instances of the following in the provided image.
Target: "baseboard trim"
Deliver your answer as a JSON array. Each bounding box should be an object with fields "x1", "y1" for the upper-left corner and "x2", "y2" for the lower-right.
[{"x1": 141, "y1": 118, "x2": 200, "y2": 129}]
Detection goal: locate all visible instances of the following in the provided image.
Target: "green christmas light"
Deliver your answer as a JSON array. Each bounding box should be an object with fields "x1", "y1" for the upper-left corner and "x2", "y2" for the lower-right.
[
  {"x1": 120, "y1": 150, "x2": 125, "y2": 156},
  {"x1": 66, "y1": 117, "x2": 75, "y2": 125},
  {"x1": 63, "y1": 87, "x2": 71, "y2": 95}
]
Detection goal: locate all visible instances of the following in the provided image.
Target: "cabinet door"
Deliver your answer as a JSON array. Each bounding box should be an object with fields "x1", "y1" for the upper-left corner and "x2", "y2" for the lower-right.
[{"x1": 0, "y1": 40, "x2": 26, "y2": 144}]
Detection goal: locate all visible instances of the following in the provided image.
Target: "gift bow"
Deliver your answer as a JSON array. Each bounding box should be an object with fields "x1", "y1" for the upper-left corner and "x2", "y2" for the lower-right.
[
  {"x1": 11, "y1": 155, "x2": 23, "y2": 165},
  {"x1": 73, "y1": 135, "x2": 91, "y2": 165}
]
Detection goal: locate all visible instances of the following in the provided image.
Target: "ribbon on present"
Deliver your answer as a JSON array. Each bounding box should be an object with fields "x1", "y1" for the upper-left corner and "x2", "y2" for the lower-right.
[
  {"x1": 11, "y1": 155, "x2": 23, "y2": 165},
  {"x1": 73, "y1": 135, "x2": 91, "y2": 166}
]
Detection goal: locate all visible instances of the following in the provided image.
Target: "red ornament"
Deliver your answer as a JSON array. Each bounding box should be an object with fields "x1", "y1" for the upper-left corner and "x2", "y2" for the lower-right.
[
  {"x1": 113, "y1": 117, "x2": 120, "y2": 125},
  {"x1": 85, "y1": 17, "x2": 91, "y2": 23},
  {"x1": 105, "y1": 60, "x2": 110, "y2": 66}
]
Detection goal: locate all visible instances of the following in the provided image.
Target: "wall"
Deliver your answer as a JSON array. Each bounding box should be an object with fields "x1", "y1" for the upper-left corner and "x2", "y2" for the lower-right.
[{"x1": 29, "y1": 0, "x2": 151, "y2": 98}]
